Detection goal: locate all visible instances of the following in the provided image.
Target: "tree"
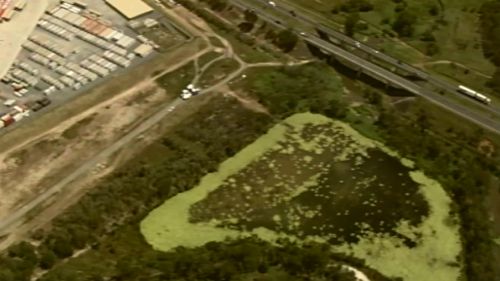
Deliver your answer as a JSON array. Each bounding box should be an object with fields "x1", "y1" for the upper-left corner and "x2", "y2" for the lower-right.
[
  {"x1": 364, "y1": 89, "x2": 383, "y2": 105},
  {"x1": 238, "y1": 22, "x2": 254, "y2": 33},
  {"x1": 429, "y1": 4, "x2": 439, "y2": 16},
  {"x1": 486, "y1": 67, "x2": 500, "y2": 92},
  {"x1": 265, "y1": 30, "x2": 277, "y2": 40},
  {"x1": 257, "y1": 263, "x2": 268, "y2": 273},
  {"x1": 274, "y1": 29, "x2": 298, "y2": 52},
  {"x1": 420, "y1": 29, "x2": 435, "y2": 42},
  {"x1": 425, "y1": 42, "x2": 440, "y2": 56},
  {"x1": 206, "y1": 0, "x2": 227, "y2": 11},
  {"x1": 340, "y1": 0, "x2": 374, "y2": 12},
  {"x1": 8, "y1": 242, "x2": 37, "y2": 265},
  {"x1": 48, "y1": 236, "x2": 73, "y2": 259},
  {"x1": 0, "y1": 269, "x2": 14, "y2": 281},
  {"x1": 39, "y1": 248, "x2": 57, "y2": 270},
  {"x1": 344, "y1": 13, "x2": 360, "y2": 37},
  {"x1": 244, "y1": 9, "x2": 258, "y2": 23},
  {"x1": 392, "y1": 10, "x2": 417, "y2": 37},
  {"x1": 394, "y1": 3, "x2": 406, "y2": 12}
]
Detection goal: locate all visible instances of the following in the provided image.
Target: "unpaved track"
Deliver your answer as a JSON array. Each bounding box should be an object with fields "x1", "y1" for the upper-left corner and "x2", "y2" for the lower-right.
[
  {"x1": 0, "y1": 48, "x2": 213, "y2": 242},
  {"x1": 0, "y1": 0, "x2": 301, "y2": 249},
  {"x1": 0, "y1": 1, "x2": 218, "y2": 245}
]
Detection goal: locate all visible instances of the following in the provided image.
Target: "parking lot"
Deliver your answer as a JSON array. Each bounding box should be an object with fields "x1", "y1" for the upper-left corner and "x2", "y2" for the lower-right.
[
  {"x1": 0, "y1": 0, "x2": 49, "y2": 79},
  {"x1": 0, "y1": 0, "x2": 180, "y2": 131}
]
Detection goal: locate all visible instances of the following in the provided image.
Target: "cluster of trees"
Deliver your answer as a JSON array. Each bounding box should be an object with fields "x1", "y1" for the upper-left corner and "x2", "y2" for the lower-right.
[
  {"x1": 172, "y1": 0, "x2": 299, "y2": 53},
  {"x1": 250, "y1": 62, "x2": 347, "y2": 118},
  {"x1": 391, "y1": 10, "x2": 417, "y2": 37},
  {"x1": 242, "y1": 61, "x2": 499, "y2": 280},
  {"x1": 273, "y1": 29, "x2": 299, "y2": 53},
  {"x1": 480, "y1": 1, "x2": 500, "y2": 92},
  {"x1": 334, "y1": 0, "x2": 420, "y2": 39},
  {"x1": 0, "y1": 97, "x2": 273, "y2": 281},
  {"x1": 0, "y1": 94, "x2": 396, "y2": 281},
  {"x1": 43, "y1": 236, "x2": 396, "y2": 281},
  {"x1": 334, "y1": 0, "x2": 374, "y2": 13},
  {"x1": 201, "y1": 0, "x2": 228, "y2": 11},
  {"x1": 375, "y1": 106, "x2": 498, "y2": 280}
]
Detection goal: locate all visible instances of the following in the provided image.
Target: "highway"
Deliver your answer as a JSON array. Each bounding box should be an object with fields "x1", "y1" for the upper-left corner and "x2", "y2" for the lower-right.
[
  {"x1": 304, "y1": 36, "x2": 500, "y2": 133},
  {"x1": 259, "y1": 0, "x2": 500, "y2": 116},
  {"x1": 228, "y1": 0, "x2": 500, "y2": 134}
]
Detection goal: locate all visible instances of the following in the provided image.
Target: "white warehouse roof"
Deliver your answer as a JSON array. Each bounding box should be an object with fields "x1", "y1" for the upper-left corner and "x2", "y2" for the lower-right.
[{"x1": 105, "y1": 0, "x2": 153, "y2": 20}]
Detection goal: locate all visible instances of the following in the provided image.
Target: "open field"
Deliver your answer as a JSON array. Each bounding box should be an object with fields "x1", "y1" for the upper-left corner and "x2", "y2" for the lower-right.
[
  {"x1": 285, "y1": 0, "x2": 496, "y2": 78},
  {"x1": 141, "y1": 112, "x2": 462, "y2": 281},
  {"x1": 197, "y1": 58, "x2": 240, "y2": 87},
  {"x1": 156, "y1": 61, "x2": 196, "y2": 94},
  {"x1": 197, "y1": 50, "x2": 224, "y2": 67},
  {"x1": 0, "y1": 84, "x2": 172, "y2": 221},
  {"x1": 0, "y1": 38, "x2": 205, "y2": 155},
  {"x1": 0, "y1": 37, "x2": 208, "y2": 233}
]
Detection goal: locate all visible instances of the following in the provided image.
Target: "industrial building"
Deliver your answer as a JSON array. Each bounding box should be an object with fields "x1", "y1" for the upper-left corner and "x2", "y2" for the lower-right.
[
  {"x1": 104, "y1": 0, "x2": 153, "y2": 20},
  {"x1": 134, "y1": 44, "x2": 153, "y2": 57},
  {"x1": 0, "y1": 0, "x2": 160, "y2": 130}
]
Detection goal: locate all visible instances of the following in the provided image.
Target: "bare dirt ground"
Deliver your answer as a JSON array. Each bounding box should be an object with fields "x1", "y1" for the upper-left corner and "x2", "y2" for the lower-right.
[
  {"x1": 0, "y1": 39, "x2": 205, "y2": 155},
  {"x1": 0, "y1": 90, "x2": 218, "y2": 251},
  {"x1": 0, "y1": 84, "x2": 171, "y2": 219},
  {"x1": 0, "y1": 37, "x2": 209, "y2": 220},
  {"x1": 0, "y1": 0, "x2": 218, "y2": 246},
  {"x1": 0, "y1": 0, "x2": 49, "y2": 78}
]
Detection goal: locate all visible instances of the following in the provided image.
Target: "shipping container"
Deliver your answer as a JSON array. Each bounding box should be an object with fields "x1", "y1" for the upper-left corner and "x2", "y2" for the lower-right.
[
  {"x1": 92, "y1": 23, "x2": 106, "y2": 35},
  {"x1": 2, "y1": 115, "x2": 15, "y2": 127},
  {"x1": 13, "y1": 113, "x2": 24, "y2": 122}
]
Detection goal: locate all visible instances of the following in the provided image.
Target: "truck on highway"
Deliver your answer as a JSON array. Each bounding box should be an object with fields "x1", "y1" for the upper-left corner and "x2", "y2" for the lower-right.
[{"x1": 457, "y1": 85, "x2": 492, "y2": 105}]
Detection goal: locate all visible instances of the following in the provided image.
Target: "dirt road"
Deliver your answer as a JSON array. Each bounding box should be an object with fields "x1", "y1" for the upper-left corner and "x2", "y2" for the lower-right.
[
  {"x1": 0, "y1": 0, "x2": 299, "y2": 250},
  {"x1": 0, "y1": 45, "x2": 213, "y2": 238}
]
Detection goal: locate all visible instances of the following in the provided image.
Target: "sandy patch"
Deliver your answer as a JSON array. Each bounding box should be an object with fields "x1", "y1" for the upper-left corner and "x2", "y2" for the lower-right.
[{"x1": 0, "y1": 86, "x2": 170, "y2": 219}]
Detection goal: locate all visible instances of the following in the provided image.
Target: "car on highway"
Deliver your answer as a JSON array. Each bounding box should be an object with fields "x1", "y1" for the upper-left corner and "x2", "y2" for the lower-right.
[{"x1": 299, "y1": 32, "x2": 307, "y2": 36}]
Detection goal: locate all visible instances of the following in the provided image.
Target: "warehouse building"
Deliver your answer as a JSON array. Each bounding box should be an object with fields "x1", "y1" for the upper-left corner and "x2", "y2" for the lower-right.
[
  {"x1": 134, "y1": 44, "x2": 153, "y2": 57},
  {"x1": 104, "y1": 0, "x2": 153, "y2": 20}
]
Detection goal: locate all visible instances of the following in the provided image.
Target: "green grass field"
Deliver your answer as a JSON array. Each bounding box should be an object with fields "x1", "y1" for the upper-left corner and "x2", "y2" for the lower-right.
[
  {"x1": 141, "y1": 112, "x2": 462, "y2": 281},
  {"x1": 286, "y1": 0, "x2": 496, "y2": 78}
]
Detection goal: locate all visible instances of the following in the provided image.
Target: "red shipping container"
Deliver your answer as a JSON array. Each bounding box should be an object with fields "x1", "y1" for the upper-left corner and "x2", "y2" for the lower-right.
[{"x1": 2, "y1": 115, "x2": 14, "y2": 127}]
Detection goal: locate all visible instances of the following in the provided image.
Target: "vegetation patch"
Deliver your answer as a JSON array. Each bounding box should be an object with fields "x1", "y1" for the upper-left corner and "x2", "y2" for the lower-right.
[
  {"x1": 156, "y1": 61, "x2": 195, "y2": 95},
  {"x1": 141, "y1": 112, "x2": 461, "y2": 281},
  {"x1": 61, "y1": 113, "x2": 97, "y2": 140},
  {"x1": 198, "y1": 58, "x2": 240, "y2": 87},
  {"x1": 494, "y1": 237, "x2": 500, "y2": 246},
  {"x1": 197, "y1": 51, "x2": 224, "y2": 68}
]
